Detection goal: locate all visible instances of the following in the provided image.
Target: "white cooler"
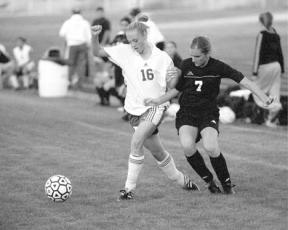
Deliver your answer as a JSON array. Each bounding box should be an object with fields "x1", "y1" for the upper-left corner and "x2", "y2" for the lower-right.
[{"x1": 38, "y1": 60, "x2": 68, "y2": 97}]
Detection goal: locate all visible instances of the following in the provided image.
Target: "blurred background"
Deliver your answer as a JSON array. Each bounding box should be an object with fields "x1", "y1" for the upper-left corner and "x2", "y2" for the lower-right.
[{"x1": 0, "y1": 0, "x2": 287, "y2": 91}]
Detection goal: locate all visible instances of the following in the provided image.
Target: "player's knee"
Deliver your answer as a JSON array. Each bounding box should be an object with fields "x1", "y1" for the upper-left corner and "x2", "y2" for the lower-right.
[
  {"x1": 181, "y1": 141, "x2": 197, "y2": 156},
  {"x1": 202, "y1": 142, "x2": 219, "y2": 156},
  {"x1": 131, "y1": 138, "x2": 144, "y2": 153}
]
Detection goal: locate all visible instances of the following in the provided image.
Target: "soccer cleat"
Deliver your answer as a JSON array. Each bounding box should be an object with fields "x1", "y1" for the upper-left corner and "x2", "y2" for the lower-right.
[
  {"x1": 222, "y1": 182, "x2": 236, "y2": 195},
  {"x1": 207, "y1": 180, "x2": 221, "y2": 194},
  {"x1": 183, "y1": 175, "x2": 200, "y2": 191},
  {"x1": 118, "y1": 189, "x2": 134, "y2": 200}
]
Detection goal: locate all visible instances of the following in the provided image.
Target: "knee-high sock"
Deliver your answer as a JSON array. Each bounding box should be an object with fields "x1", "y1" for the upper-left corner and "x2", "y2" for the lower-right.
[
  {"x1": 124, "y1": 154, "x2": 144, "y2": 192},
  {"x1": 186, "y1": 151, "x2": 213, "y2": 183},
  {"x1": 210, "y1": 153, "x2": 231, "y2": 185},
  {"x1": 157, "y1": 153, "x2": 185, "y2": 187}
]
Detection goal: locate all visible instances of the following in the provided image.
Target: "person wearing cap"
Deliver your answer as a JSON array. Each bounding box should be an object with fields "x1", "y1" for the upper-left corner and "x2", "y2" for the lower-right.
[
  {"x1": 59, "y1": 8, "x2": 91, "y2": 88},
  {"x1": 252, "y1": 11, "x2": 285, "y2": 127}
]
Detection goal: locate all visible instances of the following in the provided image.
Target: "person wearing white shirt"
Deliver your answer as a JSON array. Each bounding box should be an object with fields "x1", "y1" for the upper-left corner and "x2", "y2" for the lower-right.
[
  {"x1": 59, "y1": 8, "x2": 92, "y2": 88},
  {"x1": 91, "y1": 22, "x2": 199, "y2": 200},
  {"x1": 13, "y1": 37, "x2": 35, "y2": 89}
]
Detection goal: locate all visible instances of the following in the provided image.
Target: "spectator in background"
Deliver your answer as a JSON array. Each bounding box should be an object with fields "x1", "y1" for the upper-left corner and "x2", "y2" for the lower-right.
[
  {"x1": 252, "y1": 11, "x2": 284, "y2": 128},
  {"x1": 111, "y1": 16, "x2": 131, "y2": 120},
  {"x1": 91, "y1": 7, "x2": 111, "y2": 46},
  {"x1": 0, "y1": 43, "x2": 18, "y2": 89},
  {"x1": 13, "y1": 37, "x2": 35, "y2": 89},
  {"x1": 59, "y1": 8, "x2": 91, "y2": 89},
  {"x1": 164, "y1": 41, "x2": 182, "y2": 70},
  {"x1": 130, "y1": 8, "x2": 165, "y2": 50}
]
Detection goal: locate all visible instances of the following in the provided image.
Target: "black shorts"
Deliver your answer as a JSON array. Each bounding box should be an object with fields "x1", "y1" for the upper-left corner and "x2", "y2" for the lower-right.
[{"x1": 175, "y1": 108, "x2": 219, "y2": 142}]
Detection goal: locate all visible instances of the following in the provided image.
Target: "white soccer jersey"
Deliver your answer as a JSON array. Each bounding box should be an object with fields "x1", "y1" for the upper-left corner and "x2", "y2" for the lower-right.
[{"x1": 104, "y1": 43, "x2": 173, "y2": 115}]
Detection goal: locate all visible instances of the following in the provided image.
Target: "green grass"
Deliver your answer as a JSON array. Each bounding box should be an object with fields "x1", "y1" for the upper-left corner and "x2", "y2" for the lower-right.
[
  {"x1": 0, "y1": 9, "x2": 288, "y2": 229},
  {"x1": 0, "y1": 91, "x2": 287, "y2": 230}
]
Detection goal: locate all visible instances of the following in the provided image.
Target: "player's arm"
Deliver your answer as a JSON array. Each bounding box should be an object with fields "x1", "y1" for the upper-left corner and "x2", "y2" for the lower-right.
[
  {"x1": 144, "y1": 88, "x2": 179, "y2": 106},
  {"x1": 166, "y1": 63, "x2": 181, "y2": 89},
  {"x1": 144, "y1": 63, "x2": 180, "y2": 106},
  {"x1": 222, "y1": 61, "x2": 275, "y2": 108},
  {"x1": 239, "y1": 77, "x2": 274, "y2": 107},
  {"x1": 91, "y1": 25, "x2": 109, "y2": 57}
]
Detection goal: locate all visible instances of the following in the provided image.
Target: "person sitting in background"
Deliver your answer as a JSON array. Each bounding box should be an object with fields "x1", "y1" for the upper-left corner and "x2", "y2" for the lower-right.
[
  {"x1": 252, "y1": 11, "x2": 284, "y2": 128},
  {"x1": 130, "y1": 8, "x2": 165, "y2": 50},
  {"x1": 59, "y1": 8, "x2": 91, "y2": 89},
  {"x1": 0, "y1": 43, "x2": 18, "y2": 90},
  {"x1": 13, "y1": 37, "x2": 36, "y2": 89},
  {"x1": 93, "y1": 61, "x2": 114, "y2": 106}
]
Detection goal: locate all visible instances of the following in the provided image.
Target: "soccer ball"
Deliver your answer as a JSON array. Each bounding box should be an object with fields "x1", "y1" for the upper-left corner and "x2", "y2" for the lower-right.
[{"x1": 45, "y1": 175, "x2": 72, "y2": 202}]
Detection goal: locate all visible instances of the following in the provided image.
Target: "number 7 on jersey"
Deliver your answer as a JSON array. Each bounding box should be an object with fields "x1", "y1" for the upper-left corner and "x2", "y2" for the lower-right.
[{"x1": 195, "y1": 80, "x2": 203, "y2": 92}]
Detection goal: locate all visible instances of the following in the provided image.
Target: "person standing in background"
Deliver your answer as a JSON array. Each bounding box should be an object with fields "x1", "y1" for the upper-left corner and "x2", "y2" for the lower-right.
[
  {"x1": 252, "y1": 11, "x2": 284, "y2": 128},
  {"x1": 91, "y1": 7, "x2": 111, "y2": 46},
  {"x1": 59, "y1": 8, "x2": 91, "y2": 89}
]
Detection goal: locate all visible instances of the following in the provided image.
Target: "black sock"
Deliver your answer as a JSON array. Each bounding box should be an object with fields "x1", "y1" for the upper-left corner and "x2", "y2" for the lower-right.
[
  {"x1": 210, "y1": 153, "x2": 231, "y2": 185},
  {"x1": 186, "y1": 151, "x2": 213, "y2": 183}
]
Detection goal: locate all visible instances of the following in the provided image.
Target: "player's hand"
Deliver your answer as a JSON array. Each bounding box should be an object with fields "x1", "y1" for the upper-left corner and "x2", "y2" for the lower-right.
[
  {"x1": 91, "y1": 25, "x2": 102, "y2": 36},
  {"x1": 144, "y1": 98, "x2": 160, "y2": 106},
  {"x1": 263, "y1": 96, "x2": 282, "y2": 111}
]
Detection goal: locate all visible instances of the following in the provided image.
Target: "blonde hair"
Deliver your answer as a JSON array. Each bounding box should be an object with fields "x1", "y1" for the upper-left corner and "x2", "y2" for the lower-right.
[{"x1": 126, "y1": 21, "x2": 148, "y2": 36}]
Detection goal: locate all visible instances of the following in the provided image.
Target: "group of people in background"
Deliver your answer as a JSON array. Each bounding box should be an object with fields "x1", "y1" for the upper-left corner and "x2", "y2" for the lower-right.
[
  {"x1": 0, "y1": 8, "x2": 285, "y2": 128},
  {"x1": 0, "y1": 37, "x2": 36, "y2": 90}
]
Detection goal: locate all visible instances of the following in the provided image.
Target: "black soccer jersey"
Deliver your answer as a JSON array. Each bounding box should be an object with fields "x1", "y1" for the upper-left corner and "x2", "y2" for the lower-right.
[{"x1": 175, "y1": 57, "x2": 244, "y2": 112}]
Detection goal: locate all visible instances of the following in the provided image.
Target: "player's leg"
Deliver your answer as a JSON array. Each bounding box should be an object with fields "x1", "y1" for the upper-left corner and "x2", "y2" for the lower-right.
[
  {"x1": 119, "y1": 116, "x2": 156, "y2": 200},
  {"x1": 179, "y1": 125, "x2": 219, "y2": 193},
  {"x1": 201, "y1": 127, "x2": 234, "y2": 194},
  {"x1": 67, "y1": 46, "x2": 77, "y2": 86},
  {"x1": 143, "y1": 134, "x2": 199, "y2": 190}
]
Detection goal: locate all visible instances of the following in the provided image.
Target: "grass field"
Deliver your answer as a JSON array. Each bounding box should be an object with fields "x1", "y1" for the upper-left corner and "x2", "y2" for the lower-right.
[
  {"x1": 0, "y1": 7, "x2": 288, "y2": 230},
  {"x1": 0, "y1": 90, "x2": 287, "y2": 230}
]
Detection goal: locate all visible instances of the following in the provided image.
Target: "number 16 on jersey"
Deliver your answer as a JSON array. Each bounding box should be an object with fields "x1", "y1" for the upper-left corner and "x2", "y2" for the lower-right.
[{"x1": 141, "y1": 68, "x2": 154, "y2": 81}]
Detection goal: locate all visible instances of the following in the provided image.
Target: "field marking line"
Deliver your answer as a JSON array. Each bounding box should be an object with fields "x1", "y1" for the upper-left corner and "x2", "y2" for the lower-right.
[
  {"x1": 75, "y1": 121, "x2": 288, "y2": 171},
  {"x1": 158, "y1": 12, "x2": 288, "y2": 29},
  {"x1": 224, "y1": 125, "x2": 288, "y2": 138}
]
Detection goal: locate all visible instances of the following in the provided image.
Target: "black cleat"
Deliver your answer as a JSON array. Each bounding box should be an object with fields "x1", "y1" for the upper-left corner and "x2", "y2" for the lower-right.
[
  {"x1": 118, "y1": 189, "x2": 134, "y2": 200},
  {"x1": 207, "y1": 180, "x2": 222, "y2": 194},
  {"x1": 222, "y1": 182, "x2": 236, "y2": 194},
  {"x1": 183, "y1": 175, "x2": 200, "y2": 191}
]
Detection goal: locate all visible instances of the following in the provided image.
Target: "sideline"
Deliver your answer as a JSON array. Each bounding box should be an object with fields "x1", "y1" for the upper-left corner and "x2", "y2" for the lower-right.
[{"x1": 158, "y1": 12, "x2": 288, "y2": 29}]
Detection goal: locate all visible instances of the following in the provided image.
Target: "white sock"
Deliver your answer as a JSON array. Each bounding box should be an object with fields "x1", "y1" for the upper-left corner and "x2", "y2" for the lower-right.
[
  {"x1": 157, "y1": 153, "x2": 185, "y2": 187},
  {"x1": 124, "y1": 154, "x2": 144, "y2": 192}
]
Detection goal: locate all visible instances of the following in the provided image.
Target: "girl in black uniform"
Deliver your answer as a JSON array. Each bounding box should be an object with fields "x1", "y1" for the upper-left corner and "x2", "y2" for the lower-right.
[{"x1": 145, "y1": 36, "x2": 276, "y2": 194}]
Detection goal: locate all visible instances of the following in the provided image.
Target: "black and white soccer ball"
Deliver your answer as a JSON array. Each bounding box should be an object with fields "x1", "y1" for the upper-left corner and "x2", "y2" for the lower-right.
[{"x1": 45, "y1": 175, "x2": 72, "y2": 202}]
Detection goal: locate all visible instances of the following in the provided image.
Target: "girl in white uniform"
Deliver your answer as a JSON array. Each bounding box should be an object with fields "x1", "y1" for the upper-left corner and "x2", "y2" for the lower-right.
[{"x1": 91, "y1": 22, "x2": 199, "y2": 200}]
